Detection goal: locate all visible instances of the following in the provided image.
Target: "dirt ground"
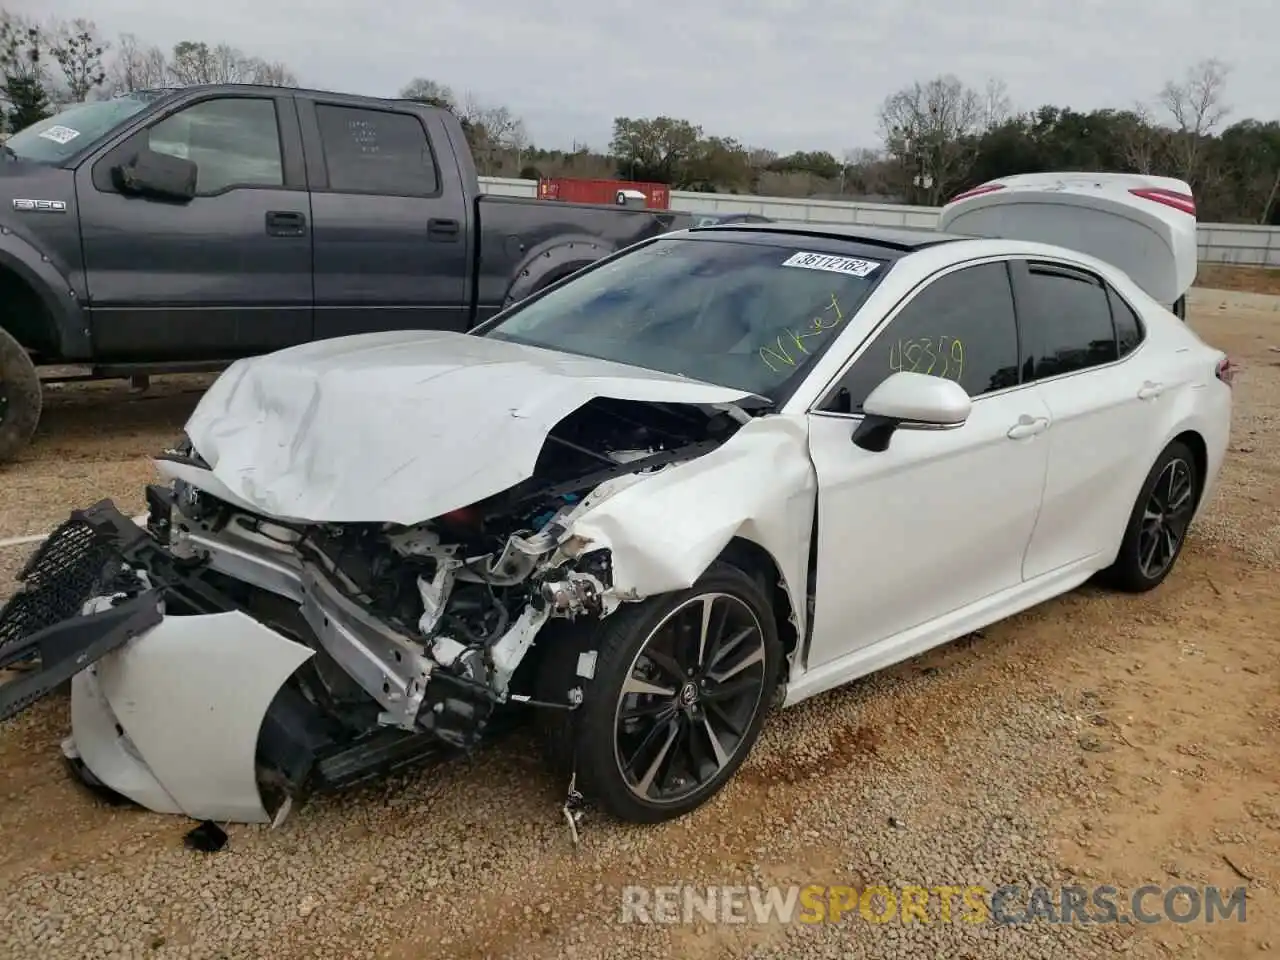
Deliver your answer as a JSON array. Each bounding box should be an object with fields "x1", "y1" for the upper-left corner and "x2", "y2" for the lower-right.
[{"x1": 0, "y1": 278, "x2": 1278, "y2": 959}]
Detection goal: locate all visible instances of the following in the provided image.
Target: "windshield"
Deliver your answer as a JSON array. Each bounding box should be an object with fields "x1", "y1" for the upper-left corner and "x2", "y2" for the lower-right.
[
  {"x1": 483, "y1": 236, "x2": 890, "y2": 399},
  {"x1": 5, "y1": 95, "x2": 158, "y2": 164}
]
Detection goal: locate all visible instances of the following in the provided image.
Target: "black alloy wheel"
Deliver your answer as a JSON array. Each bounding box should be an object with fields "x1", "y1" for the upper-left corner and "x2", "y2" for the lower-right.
[
  {"x1": 613, "y1": 591, "x2": 769, "y2": 805},
  {"x1": 1137, "y1": 456, "x2": 1196, "y2": 580}
]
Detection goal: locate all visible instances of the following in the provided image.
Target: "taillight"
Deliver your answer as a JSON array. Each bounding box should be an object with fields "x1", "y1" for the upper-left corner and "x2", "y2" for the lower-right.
[
  {"x1": 949, "y1": 183, "x2": 1006, "y2": 203},
  {"x1": 1129, "y1": 187, "x2": 1196, "y2": 216},
  {"x1": 1215, "y1": 356, "x2": 1236, "y2": 386}
]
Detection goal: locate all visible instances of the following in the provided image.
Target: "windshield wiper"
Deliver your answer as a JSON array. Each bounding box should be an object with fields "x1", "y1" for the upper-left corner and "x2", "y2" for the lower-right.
[{"x1": 1, "y1": 144, "x2": 17, "y2": 160}]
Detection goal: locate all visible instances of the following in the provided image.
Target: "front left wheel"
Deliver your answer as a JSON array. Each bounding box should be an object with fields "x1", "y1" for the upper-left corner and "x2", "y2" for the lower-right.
[{"x1": 537, "y1": 561, "x2": 782, "y2": 824}]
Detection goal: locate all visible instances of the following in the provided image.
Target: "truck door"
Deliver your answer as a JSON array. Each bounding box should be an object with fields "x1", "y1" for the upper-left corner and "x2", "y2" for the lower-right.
[
  {"x1": 294, "y1": 95, "x2": 471, "y2": 339},
  {"x1": 74, "y1": 90, "x2": 314, "y2": 361}
]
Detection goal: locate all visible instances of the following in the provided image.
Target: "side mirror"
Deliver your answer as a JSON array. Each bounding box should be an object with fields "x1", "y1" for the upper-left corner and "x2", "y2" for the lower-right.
[
  {"x1": 112, "y1": 148, "x2": 198, "y2": 203},
  {"x1": 853, "y1": 372, "x2": 971, "y2": 452}
]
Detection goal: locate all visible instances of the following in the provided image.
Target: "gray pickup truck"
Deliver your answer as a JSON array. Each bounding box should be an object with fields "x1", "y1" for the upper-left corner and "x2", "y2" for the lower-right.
[{"x1": 0, "y1": 85, "x2": 697, "y2": 462}]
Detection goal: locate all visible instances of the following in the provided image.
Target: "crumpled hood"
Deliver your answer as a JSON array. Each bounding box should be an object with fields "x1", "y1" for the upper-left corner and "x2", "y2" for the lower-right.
[{"x1": 182, "y1": 330, "x2": 752, "y2": 525}]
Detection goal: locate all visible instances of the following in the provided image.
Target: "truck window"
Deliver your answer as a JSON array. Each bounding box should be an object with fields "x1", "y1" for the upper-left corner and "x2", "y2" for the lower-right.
[
  {"x1": 146, "y1": 98, "x2": 284, "y2": 195},
  {"x1": 314, "y1": 105, "x2": 440, "y2": 197}
]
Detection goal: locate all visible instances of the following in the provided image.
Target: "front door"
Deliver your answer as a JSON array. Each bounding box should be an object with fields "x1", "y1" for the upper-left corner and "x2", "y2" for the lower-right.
[
  {"x1": 75, "y1": 92, "x2": 313, "y2": 361},
  {"x1": 804, "y1": 260, "x2": 1051, "y2": 669},
  {"x1": 296, "y1": 97, "x2": 471, "y2": 339}
]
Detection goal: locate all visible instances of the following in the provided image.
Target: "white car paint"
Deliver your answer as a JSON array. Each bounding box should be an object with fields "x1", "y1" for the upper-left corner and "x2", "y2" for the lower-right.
[
  {"x1": 52, "y1": 210, "x2": 1232, "y2": 823},
  {"x1": 938, "y1": 172, "x2": 1199, "y2": 308},
  {"x1": 64, "y1": 610, "x2": 314, "y2": 823},
  {"x1": 183, "y1": 328, "x2": 754, "y2": 525}
]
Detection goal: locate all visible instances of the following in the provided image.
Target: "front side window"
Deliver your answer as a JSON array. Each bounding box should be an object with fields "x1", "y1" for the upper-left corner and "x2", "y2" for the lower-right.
[
  {"x1": 315, "y1": 105, "x2": 439, "y2": 196},
  {"x1": 1018, "y1": 264, "x2": 1119, "y2": 380},
  {"x1": 5, "y1": 94, "x2": 159, "y2": 164},
  {"x1": 146, "y1": 97, "x2": 283, "y2": 195},
  {"x1": 826, "y1": 261, "x2": 1021, "y2": 411},
  {"x1": 484, "y1": 237, "x2": 892, "y2": 399}
]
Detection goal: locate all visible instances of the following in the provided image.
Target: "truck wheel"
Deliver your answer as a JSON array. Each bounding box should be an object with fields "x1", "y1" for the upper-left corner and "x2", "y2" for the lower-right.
[{"x1": 0, "y1": 325, "x2": 41, "y2": 463}]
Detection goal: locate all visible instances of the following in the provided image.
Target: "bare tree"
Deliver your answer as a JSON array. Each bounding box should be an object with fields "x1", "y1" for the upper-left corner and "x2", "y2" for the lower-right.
[
  {"x1": 1114, "y1": 103, "x2": 1162, "y2": 174},
  {"x1": 460, "y1": 93, "x2": 527, "y2": 174},
  {"x1": 398, "y1": 77, "x2": 456, "y2": 110},
  {"x1": 51, "y1": 18, "x2": 108, "y2": 102},
  {"x1": 245, "y1": 58, "x2": 296, "y2": 86},
  {"x1": 107, "y1": 32, "x2": 169, "y2": 94},
  {"x1": 1158, "y1": 58, "x2": 1231, "y2": 181},
  {"x1": 878, "y1": 75, "x2": 986, "y2": 205},
  {"x1": 981, "y1": 78, "x2": 1012, "y2": 130}
]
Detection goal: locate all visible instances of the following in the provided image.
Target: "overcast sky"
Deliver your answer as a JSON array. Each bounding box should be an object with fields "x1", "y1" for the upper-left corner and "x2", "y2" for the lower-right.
[{"x1": 18, "y1": 0, "x2": 1280, "y2": 154}]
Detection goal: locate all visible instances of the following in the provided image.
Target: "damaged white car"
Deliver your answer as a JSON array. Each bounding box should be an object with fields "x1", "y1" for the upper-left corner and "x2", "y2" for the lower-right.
[{"x1": 0, "y1": 175, "x2": 1233, "y2": 826}]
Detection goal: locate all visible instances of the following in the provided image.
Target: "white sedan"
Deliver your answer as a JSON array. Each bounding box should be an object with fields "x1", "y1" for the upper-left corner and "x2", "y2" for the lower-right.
[{"x1": 0, "y1": 208, "x2": 1232, "y2": 826}]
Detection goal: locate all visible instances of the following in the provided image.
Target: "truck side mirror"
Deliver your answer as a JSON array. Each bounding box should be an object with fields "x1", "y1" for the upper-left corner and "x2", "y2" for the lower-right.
[{"x1": 112, "y1": 148, "x2": 198, "y2": 203}]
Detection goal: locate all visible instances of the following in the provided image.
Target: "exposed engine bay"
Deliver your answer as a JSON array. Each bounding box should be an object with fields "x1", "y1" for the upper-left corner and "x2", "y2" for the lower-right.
[
  {"x1": 0, "y1": 395, "x2": 764, "y2": 822},
  {"x1": 166, "y1": 396, "x2": 748, "y2": 738}
]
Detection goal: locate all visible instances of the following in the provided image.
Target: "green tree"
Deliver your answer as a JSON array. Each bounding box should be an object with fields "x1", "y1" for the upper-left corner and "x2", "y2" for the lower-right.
[
  {"x1": 610, "y1": 116, "x2": 703, "y2": 184},
  {"x1": 0, "y1": 15, "x2": 52, "y2": 132}
]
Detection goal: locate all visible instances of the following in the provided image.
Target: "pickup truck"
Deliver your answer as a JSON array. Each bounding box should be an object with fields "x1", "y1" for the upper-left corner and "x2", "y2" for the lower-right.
[{"x1": 0, "y1": 85, "x2": 699, "y2": 462}]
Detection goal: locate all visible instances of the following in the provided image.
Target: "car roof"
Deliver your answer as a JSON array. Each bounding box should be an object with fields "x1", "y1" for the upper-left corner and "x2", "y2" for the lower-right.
[{"x1": 688, "y1": 221, "x2": 972, "y2": 252}]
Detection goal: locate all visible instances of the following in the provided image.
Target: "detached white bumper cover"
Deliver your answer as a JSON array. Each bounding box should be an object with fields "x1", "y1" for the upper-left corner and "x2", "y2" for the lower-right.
[
  {"x1": 183, "y1": 329, "x2": 753, "y2": 525},
  {"x1": 63, "y1": 611, "x2": 314, "y2": 823}
]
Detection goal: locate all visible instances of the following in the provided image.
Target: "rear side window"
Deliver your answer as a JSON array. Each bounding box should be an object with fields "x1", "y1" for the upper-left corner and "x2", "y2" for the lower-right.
[
  {"x1": 314, "y1": 105, "x2": 439, "y2": 196},
  {"x1": 1018, "y1": 264, "x2": 1119, "y2": 381},
  {"x1": 1108, "y1": 287, "x2": 1145, "y2": 357}
]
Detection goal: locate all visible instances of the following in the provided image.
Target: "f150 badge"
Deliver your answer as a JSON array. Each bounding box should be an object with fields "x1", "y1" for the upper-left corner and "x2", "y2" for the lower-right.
[{"x1": 13, "y1": 198, "x2": 68, "y2": 213}]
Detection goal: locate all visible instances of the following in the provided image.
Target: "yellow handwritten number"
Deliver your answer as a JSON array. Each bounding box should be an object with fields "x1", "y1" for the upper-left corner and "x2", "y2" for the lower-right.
[{"x1": 887, "y1": 337, "x2": 965, "y2": 382}]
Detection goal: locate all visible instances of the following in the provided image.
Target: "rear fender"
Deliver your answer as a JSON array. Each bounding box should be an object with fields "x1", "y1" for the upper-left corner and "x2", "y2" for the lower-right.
[{"x1": 502, "y1": 234, "x2": 612, "y2": 304}]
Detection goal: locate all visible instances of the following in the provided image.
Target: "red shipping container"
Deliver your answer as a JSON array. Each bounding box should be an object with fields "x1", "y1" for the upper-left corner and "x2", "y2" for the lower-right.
[{"x1": 537, "y1": 178, "x2": 671, "y2": 209}]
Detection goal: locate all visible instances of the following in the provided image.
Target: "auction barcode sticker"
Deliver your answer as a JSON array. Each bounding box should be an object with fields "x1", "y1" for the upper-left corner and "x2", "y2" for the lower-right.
[{"x1": 781, "y1": 251, "x2": 881, "y2": 277}]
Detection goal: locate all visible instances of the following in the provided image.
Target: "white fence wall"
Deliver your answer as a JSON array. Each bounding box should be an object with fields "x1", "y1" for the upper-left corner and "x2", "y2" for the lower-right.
[{"x1": 478, "y1": 176, "x2": 1280, "y2": 267}]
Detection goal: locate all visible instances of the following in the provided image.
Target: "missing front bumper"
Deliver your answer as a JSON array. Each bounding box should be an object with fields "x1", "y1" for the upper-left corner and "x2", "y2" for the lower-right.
[{"x1": 0, "y1": 498, "x2": 486, "y2": 822}]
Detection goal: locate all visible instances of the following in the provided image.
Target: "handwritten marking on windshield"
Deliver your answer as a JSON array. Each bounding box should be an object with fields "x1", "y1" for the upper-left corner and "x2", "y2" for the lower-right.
[
  {"x1": 889, "y1": 337, "x2": 965, "y2": 381},
  {"x1": 759, "y1": 294, "x2": 846, "y2": 372}
]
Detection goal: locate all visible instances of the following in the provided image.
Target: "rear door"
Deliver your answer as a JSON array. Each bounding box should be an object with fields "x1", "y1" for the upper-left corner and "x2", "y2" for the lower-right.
[
  {"x1": 295, "y1": 95, "x2": 470, "y2": 339},
  {"x1": 1012, "y1": 259, "x2": 1168, "y2": 579},
  {"x1": 76, "y1": 90, "x2": 313, "y2": 360}
]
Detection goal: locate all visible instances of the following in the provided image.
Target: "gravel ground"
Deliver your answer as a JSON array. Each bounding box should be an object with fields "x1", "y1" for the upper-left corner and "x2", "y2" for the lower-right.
[{"x1": 1, "y1": 285, "x2": 1278, "y2": 959}]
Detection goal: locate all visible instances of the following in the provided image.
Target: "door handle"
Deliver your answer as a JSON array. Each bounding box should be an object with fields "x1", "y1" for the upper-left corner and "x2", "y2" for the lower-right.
[
  {"x1": 427, "y1": 218, "x2": 460, "y2": 241},
  {"x1": 265, "y1": 210, "x2": 307, "y2": 237},
  {"x1": 1137, "y1": 381, "x2": 1166, "y2": 401},
  {"x1": 1006, "y1": 414, "x2": 1049, "y2": 440}
]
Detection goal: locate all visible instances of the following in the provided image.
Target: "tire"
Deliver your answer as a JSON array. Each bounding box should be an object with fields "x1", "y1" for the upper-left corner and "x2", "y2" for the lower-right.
[
  {"x1": 1099, "y1": 440, "x2": 1200, "y2": 593},
  {"x1": 1172, "y1": 295, "x2": 1187, "y2": 320},
  {"x1": 536, "y1": 561, "x2": 782, "y2": 824},
  {"x1": 0, "y1": 325, "x2": 41, "y2": 464}
]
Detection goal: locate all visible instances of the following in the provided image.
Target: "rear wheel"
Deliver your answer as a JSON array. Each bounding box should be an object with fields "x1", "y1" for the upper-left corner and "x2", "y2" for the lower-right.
[
  {"x1": 0, "y1": 325, "x2": 41, "y2": 464},
  {"x1": 1099, "y1": 440, "x2": 1199, "y2": 592},
  {"x1": 537, "y1": 562, "x2": 781, "y2": 823}
]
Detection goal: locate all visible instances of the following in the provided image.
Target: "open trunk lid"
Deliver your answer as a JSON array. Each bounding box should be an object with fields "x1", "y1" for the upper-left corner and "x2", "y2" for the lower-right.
[{"x1": 938, "y1": 172, "x2": 1198, "y2": 307}]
